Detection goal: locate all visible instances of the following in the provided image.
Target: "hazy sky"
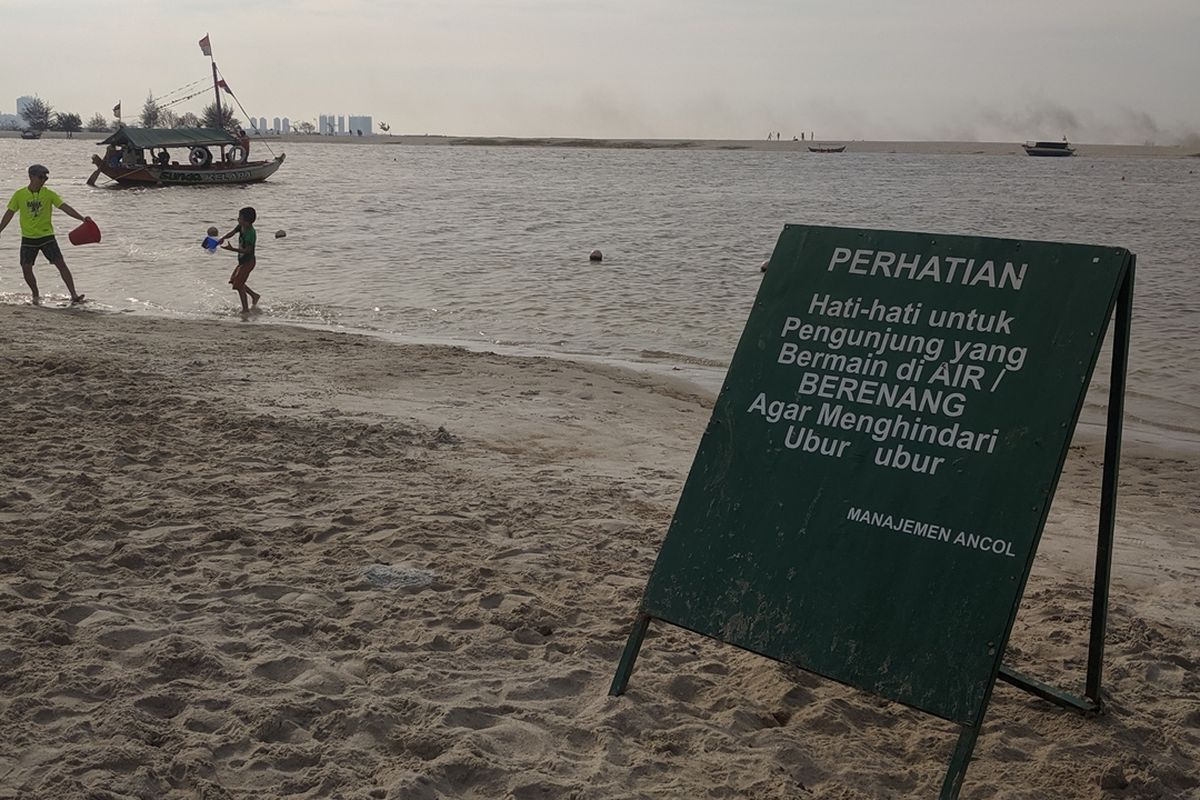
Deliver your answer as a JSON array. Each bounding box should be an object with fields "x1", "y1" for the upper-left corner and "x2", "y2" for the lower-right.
[{"x1": 3, "y1": 0, "x2": 1198, "y2": 143}]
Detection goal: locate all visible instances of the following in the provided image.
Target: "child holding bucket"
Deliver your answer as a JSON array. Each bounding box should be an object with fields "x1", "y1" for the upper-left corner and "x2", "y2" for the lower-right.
[
  {"x1": 0, "y1": 164, "x2": 88, "y2": 305},
  {"x1": 216, "y1": 206, "x2": 261, "y2": 312}
]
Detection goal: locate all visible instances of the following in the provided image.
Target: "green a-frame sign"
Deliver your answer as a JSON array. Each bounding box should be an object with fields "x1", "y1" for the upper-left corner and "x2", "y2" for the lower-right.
[{"x1": 611, "y1": 225, "x2": 1134, "y2": 798}]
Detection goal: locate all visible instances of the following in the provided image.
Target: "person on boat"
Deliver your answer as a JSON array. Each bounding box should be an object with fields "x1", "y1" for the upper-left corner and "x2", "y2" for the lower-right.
[
  {"x1": 236, "y1": 127, "x2": 250, "y2": 162},
  {"x1": 0, "y1": 164, "x2": 88, "y2": 305},
  {"x1": 155, "y1": 149, "x2": 171, "y2": 166}
]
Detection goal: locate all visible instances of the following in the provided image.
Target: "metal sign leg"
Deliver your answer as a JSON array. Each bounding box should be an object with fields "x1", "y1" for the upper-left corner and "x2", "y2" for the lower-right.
[
  {"x1": 1086, "y1": 258, "x2": 1134, "y2": 706},
  {"x1": 940, "y1": 724, "x2": 982, "y2": 800},
  {"x1": 609, "y1": 613, "x2": 651, "y2": 696}
]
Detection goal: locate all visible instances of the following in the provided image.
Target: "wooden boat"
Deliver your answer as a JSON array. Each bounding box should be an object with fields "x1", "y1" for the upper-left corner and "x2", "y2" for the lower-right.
[
  {"x1": 808, "y1": 144, "x2": 846, "y2": 153},
  {"x1": 87, "y1": 34, "x2": 284, "y2": 186},
  {"x1": 1022, "y1": 140, "x2": 1075, "y2": 157},
  {"x1": 88, "y1": 126, "x2": 285, "y2": 186}
]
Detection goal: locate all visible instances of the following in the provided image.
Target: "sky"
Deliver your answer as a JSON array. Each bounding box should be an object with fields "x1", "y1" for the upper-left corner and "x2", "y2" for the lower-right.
[{"x1": 2, "y1": 0, "x2": 1198, "y2": 144}]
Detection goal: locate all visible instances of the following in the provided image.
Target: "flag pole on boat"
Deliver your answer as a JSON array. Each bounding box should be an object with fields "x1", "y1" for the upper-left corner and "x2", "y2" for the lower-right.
[
  {"x1": 200, "y1": 33, "x2": 228, "y2": 161},
  {"x1": 200, "y1": 34, "x2": 222, "y2": 129}
]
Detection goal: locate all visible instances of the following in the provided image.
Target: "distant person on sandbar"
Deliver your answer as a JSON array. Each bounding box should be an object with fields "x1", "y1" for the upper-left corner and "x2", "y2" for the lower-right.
[
  {"x1": 0, "y1": 164, "x2": 88, "y2": 305},
  {"x1": 217, "y1": 206, "x2": 261, "y2": 312}
]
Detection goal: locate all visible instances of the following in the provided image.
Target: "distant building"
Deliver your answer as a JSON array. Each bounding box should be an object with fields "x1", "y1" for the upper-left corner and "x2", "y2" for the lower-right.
[
  {"x1": 258, "y1": 116, "x2": 268, "y2": 134},
  {"x1": 281, "y1": 117, "x2": 290, "y2": 134},
  {"x1": 16, "y1": 95, "x2": 35, "y2": 117},
  {"x1": 272, "y1": 117, "x2": 281, "y2": 133},
  {"x1": 0, "y1": 112, "x2": 21, "y2": 129},
  {"x1": 309, "y1": 112, "x2": 373, "y2": 136}
]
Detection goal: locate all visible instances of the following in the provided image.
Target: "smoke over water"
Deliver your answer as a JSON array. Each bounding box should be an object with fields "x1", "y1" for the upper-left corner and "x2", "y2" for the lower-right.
[{"x1": 905, "y1": 103, "x2": 1198, "y2": 146}]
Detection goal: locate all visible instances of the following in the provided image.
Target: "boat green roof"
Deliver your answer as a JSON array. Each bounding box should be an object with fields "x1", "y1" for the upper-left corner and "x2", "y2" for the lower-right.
[{"x1": 97, "y1": 126, "x2": 238, "y2": 149}]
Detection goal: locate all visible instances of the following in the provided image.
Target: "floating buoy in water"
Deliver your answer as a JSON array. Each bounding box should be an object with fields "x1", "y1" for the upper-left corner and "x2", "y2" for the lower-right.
[
  {"x1": 760, "y1": 259, "x2": 769, "y2": 272},
  {"x1": 275, "y1": 230, "x2": 286, "y2": 238},
  {"x1": 589, "y1": 249, "x2": 603, "y2": 262}
]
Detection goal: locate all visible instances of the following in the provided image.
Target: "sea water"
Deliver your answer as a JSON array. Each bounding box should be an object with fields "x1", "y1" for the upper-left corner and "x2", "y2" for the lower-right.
[{"x1": 2, "y1": 138, "x2": 1197, "y2": 445}]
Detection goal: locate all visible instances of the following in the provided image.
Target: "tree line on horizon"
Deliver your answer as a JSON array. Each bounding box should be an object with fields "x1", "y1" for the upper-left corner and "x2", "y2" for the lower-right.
[{"x1": 5, "y1": 93, "x2": 245, "y2": 135}]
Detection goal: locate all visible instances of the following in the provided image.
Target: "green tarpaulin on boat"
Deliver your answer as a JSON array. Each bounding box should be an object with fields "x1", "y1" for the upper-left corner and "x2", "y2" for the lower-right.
[{"x1": 97, "y1": 127, "x2": 238, "y2": 149}]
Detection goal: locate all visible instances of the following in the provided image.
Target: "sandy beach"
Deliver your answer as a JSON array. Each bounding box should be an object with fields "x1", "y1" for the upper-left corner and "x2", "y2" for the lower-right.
[{"x1": 1, "y1": 306, "x2": 1197, "y2": 799}]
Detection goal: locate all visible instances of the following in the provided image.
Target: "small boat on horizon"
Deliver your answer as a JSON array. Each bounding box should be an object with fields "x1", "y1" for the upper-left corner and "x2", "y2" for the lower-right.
[
  {"x1": 1022, "y1": 140, "x2": 1075, "y2": 157},
  {"x1": 20, "y1": 129, "x2": 40, "y2": 140},
  {"x1": 808, "y1": 144, "x2": 846, "y2": 153}
]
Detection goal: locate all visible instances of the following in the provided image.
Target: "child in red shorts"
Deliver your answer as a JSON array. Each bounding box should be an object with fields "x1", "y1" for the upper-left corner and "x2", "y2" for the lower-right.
[{"x1": 218, "y1": 206, "x2": 260, "y2": 312}]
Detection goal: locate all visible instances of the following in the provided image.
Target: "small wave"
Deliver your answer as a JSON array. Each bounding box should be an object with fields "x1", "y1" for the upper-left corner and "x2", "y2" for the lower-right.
[
  {"x1": 0, "y1": 291, "x2": 36, "y2": 306},
  {"x1": 639, "y1": 349, "x2": 728, "y2": 368},
  {"x1": 259, "y1": 300, "x2": 342, "y2": 325}
]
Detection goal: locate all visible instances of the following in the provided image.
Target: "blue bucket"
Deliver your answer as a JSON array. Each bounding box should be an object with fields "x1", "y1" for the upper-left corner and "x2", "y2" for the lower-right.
[{"x1": 202, "y1": 236, "x2": 219, "y2": 252}]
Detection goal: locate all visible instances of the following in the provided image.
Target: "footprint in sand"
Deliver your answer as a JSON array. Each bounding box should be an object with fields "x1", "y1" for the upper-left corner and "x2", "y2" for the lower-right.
[
  {"x1": 54, "y1": 604, "x2": 97, "y2": 624},
  {"x1": 135, "y1": 694, "x2": 187, "y2": 719},
  {"x1": 505, "y1": 669, "x2": 593, "y2": 701},
  {"x1": 441, "y1": 705, "x2": 514, "y2": 730},
  {"x1": 362, "y1": 564, "x2": 435, "y2": 589},
  {"x1": 252, "y1": 655, "x2": 313, "y2": 683},
  {"x1": 96, "y1": 627, "x2": 168, "y2": 651}
]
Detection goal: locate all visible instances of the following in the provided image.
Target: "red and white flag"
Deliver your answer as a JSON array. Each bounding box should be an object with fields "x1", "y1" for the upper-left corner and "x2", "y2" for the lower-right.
[
  {"x1": 216, "y1": 79, "x2": 233, "y2": 95},
  {"x1": 199, "y1": 34, "x2": 212, "y2": 56}
]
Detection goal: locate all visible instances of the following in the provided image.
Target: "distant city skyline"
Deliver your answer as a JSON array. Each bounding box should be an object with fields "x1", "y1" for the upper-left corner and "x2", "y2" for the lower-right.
[{"x1": 3, "y1": 1, "x2": 1199, "y2": 144}]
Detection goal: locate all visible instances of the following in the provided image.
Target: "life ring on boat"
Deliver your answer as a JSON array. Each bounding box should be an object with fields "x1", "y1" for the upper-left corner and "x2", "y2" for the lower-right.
[
  {"x1": 227, "y1": 145, "x2": 246, "y2": 164},
  {"x1": 189, "y1": 146, "x2": 213, "y2": 167}
]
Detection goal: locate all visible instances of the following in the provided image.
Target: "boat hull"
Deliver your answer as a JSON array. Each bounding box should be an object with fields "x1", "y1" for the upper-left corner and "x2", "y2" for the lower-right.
[
  {"x1": 808, "y1": 145, "x2": 846, "y2": 153},
  {"x1": 1022, "y1": 144, "x2": 1074, "y2": 157},
  {"x1": 91, "y1": 153, "x2": 285, "y2": 186}
]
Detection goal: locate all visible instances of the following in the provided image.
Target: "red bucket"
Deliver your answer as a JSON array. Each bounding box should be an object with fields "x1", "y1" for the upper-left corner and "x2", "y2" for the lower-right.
[{"x1": 68, "y1": 217, "x2": 102, "y2": 246}]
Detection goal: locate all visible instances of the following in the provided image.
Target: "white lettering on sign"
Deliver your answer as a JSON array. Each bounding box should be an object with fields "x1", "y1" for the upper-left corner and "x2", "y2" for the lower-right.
[
  {"x1": 845, "y1": 505, "x2": 1017, "y2": 558},
  {"x1": 827, "y1": 247, "x2": 1027, "y2": 291}
]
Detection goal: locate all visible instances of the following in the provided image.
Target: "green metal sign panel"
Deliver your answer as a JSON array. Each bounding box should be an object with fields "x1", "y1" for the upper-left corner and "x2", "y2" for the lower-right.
[{"x1": 636, "y1": 225, "x2": 1131, "y2": 726}]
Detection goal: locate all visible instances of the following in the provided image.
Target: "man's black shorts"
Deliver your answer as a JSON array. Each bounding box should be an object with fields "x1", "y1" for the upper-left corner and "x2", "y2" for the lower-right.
[{"x1": 20, "y1": 236, "x2": 63, "y2": 266}]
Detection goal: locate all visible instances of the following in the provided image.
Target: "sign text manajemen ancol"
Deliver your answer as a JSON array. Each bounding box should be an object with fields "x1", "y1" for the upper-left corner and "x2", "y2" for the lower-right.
[{"x1": 638, "y1": 225, "x2": 1130, "y2": 726}]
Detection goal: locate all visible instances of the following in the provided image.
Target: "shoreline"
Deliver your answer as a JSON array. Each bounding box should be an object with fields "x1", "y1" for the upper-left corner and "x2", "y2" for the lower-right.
[
  {"x1": 1, "y1": 306, "x2": 1197, "y2": 798},
  {"x1": 5, "y1": 129, "x2": 1198, "y2": 158},
  {"x1": 7, "y1": 293, "x2": 1195, "y2": 456},
  {"x1": 26, "y1": 296, "x2": 1200, "y2": 457}
]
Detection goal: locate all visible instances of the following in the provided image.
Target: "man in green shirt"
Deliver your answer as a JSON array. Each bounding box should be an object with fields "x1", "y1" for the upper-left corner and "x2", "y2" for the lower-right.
[{"x1": 0, "y1": 164, "x2": 88, "y2": 305}]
